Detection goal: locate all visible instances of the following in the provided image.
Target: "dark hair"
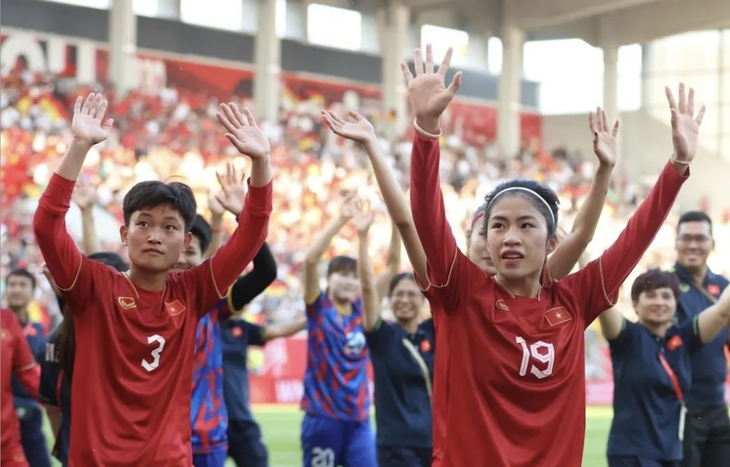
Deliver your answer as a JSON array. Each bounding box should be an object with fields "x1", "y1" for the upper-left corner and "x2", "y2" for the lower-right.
[
  {"x1": 122, "y1": 180, "x2": 197, "y2": 232},
  {"x1": 6, "y1": 268, "x2": 36, "y2": 290},
  {"x1": 388, "y1": 272, "x2": 416, "y2": 297},
  {"x1": 58, "y1": 252, "x2": 129, "y2": 383},
  {"x1": 327, "y1": 255, "x2": 357, "y2": 277},
  {"x1": 190, "y1": 215, "x2": 213, "y2": 255},
  {"x1": 483, "y1": 179, "x2": 560, "y2": 236},
  {"x1": 677, "y1": 211, "x2": 713, "y2": 236},
  {"x1": 630, "y1": 268, "x2": 681, "y2": 303}
]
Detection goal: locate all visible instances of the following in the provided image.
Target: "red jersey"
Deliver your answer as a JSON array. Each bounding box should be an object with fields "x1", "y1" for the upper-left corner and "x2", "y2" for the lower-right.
[
  {"x1": 409, "y1": 133, "x2": 687, "y2": 467},
  {"x1": 33, "y1": 173, "x2": 272, "y2": 466},
  {"x1": 1, "y1": 308, "x2": 40, "y2": 466}
]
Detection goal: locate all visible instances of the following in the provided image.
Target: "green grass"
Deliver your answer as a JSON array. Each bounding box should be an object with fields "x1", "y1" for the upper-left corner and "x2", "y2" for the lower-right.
[{"x1": 44, "y1": 404, "x2": 614, "y2": 467}]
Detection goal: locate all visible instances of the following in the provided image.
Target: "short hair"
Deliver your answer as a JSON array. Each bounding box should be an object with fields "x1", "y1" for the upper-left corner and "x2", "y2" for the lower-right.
[
  {"x1": 327, "y1": 255, "x2": 357, "y2": 277},
  {"x1": 88, "y1": 252, "x2": 129, "y2": 272},
  {"x1": 388, "y1": 272, "x2": 416, "y2": 297},
  {"x1": 677, "y1": 211, "x2": 713, "y2": 236},
  {"x1": 6, "y1": 269, "x2": 36, "y2": 290},
  {"x1": 190, "y1": 215, "x2": 213, "y2": 255},
  {"x1": 483, "y1": 179, "x2": 560, "y2": 236},
  {"x1": 630, "y1": 268, "x2": 681, "y2": 303},
  {"x1": 122, "y1": 180, "x2": 197, "y2": 232}
]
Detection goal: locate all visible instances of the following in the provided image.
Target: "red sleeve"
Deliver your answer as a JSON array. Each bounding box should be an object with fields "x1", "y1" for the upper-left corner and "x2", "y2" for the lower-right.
[
  {"x1": 32, "y1": 173, "x2": 91, "y2": 312},
  {"x1": 564, "y1": 161, "x2": 688, "y2": 325},
  {"x1": 188, "y1": 181, "x2": 273, "y2": 317},
  {"x1": 409, "y1": 133, "x2": 484, "y2": 311},
  {"x1": 9, "y1": 313, "x2": 40, "y2": 399}
]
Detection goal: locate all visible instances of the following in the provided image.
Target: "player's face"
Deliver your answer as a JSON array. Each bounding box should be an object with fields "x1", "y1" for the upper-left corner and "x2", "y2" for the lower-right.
[
  {"x1": 328, "y1": 270, "x2": 360, "y2": 302},
  {"x1": 5, "y1": 275, "x2": 33, "y2": 308},
  {"x1": 634, "y1": 287, "x2": 677, "y2": 325},
  {"x1": 390, "y1": 278, "x2": 423, "y2": 322},
  {"x1": 675, "y1": 221, "x2": 713, "y2": 271},
  {"x1": 121, "y1": 205, "x2": 192, "y2": 273},
  {"x1": 175, "y1": 236, "x2": 203, "y2": 271},
  {"x1": 467, "y1": 224, "x2": 495, "y2": 275},
  {"x1": 486, "y1": 195, "x2": 557, "y2": 282}
]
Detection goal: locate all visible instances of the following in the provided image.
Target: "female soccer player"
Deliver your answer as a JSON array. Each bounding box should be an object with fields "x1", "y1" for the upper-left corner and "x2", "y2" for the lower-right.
[
  {"x1": 1, "y1": 308, "x2": 40, "y2": 467},
  {"x1": 599, "y1": 270, "x2": 730, "y2": 467},
  {"x1": 33, "y1": 93, "x2": 274, "y2": 466},
  {"x1": 321, "y1": 105, "x2": 616, "y2": 465},
  {"x1": 403, "y1": 44, "x2": 705, "y2": 467}
]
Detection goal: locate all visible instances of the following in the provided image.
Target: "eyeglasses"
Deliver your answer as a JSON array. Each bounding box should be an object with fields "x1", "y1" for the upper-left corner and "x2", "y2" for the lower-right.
[{"x1": 677, "y1": 234, "x2": 712, "y2": 244}]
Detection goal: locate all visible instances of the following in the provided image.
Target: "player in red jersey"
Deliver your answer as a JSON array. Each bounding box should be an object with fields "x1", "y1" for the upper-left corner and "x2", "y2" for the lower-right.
[
  {"x1": 402, "y1": 45, "x2": 706, "y2": 467},
  {"x1": 32, "y1": 93, "x2": 273, "y2": 466},
  {"x1": 322, "y1": 102, "x2": 615, "y2": 464},
  {"x1": 1, "y1": 308, "x2": 40, "y2": 467}
]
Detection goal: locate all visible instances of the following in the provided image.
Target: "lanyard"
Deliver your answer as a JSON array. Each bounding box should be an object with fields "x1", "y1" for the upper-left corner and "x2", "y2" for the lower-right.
[
  {"x1": 657, "y1": 351, "x2": 684, "y2": 402},
  {"x1": 401, "y1": 337, "x2": 433, "y2": 401}
]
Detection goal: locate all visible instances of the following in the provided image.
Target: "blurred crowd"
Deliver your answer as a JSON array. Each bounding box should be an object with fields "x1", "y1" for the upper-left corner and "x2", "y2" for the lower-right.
[{"x1": 2, "y1": 70, "x2": 730, "y2": 354}]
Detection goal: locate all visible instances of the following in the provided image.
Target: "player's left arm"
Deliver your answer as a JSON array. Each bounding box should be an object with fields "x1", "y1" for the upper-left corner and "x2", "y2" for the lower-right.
[
  {"x1": 374, "y1": 222, "x2": 402, "y2": 302},
  {"x1": 191, "y1": 104, "x2": 273, "y2": 315},
  {"x1": 547, "y1": 112, "x2": 615, "y2": 280},
  {"x1": 8, "y1": 312, "x2": 40, "y2": 399},
  {"x1": 227, "y1": 243, "x2": 278, "y2": 313},
  {"x1": 353, "y1": 200, "x2": 380, "y2": 332},
  {"x1": 260, "y1": 316, "x2": 307, "y2": 343}
]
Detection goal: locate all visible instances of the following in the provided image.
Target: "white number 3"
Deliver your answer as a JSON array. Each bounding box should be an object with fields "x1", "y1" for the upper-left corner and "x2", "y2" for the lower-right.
[
  {"x1": 516, "y1": 336, "x2": 555, "y2": 379},
  {"x1": 142, "y1": 334, "x2": 166, "y2": 372}
]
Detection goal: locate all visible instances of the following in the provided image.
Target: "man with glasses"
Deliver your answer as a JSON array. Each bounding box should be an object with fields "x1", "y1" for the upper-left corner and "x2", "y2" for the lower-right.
[{"x1": 670, "y1": 211, "x2": 730, "y2": 467}]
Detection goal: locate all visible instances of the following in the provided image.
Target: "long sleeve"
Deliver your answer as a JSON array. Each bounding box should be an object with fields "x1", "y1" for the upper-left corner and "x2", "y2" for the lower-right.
[
  {"x1": 32, "y1": 174, "x2": 84, "y2": 294},
  {"x1": 10, "y1": 315, "x2": 40, "y2": 400},
  {"x1": 228, "y1": 242, "x2": 278, "y2": 312},
  {"x1": 194, "y1": 181, "x2": 273, "y2": 315},
  {"x1": 409, "y1": 133, "x2": 483, "y2": 310},
  {"x1": 567, "y1": 161, "x2": 689, "y2": 324}
]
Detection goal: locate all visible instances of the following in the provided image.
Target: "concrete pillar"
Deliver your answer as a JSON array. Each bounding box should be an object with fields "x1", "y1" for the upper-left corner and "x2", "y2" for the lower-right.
[
  {"x1": 718, "y1": 31, "x2": 726, "y2": 162},
  {"x1": 253, "y1": 0, "x2": 281, "y2": 124},
  {"x1": 379, "y1": 2, "x2": 410, "y2": 141},
  {"x1": 640, "y1": 43, "x2": 653, "y2": 110},
  {"x1": 602, "y1": 44, "x2": 619, "y2": 123},
  {"x1": 109, "y1": 0, "x2": 137, "y2": 96},
  {"x1": 497, "y1": 25, "x2": 524, "y2": 156},
  {"x1": 465, "y1": 32, "x2": 490, "y2": 71},
  {"x1": 157, "y1": 0, "x2": 180, "y2": 19}
]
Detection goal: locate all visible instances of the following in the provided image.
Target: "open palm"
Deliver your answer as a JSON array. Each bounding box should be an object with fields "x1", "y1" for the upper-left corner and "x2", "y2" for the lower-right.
[
  {"x1": 214, "y1": 162, "x2": 248, "y2": 216},
  {"x1": 401, "y1": 44, "x2": 462, "y2": 125},
  {"x1": 322, "y1": 110, "x2": 375, "y2": 144},
  {"x1": 588, "y1": 107, "x2": 619, "y2": 167},
  {"x1": 217, "y1": 103, "x2": 271, "y2": 160},
  {"x1": 665, "y1": 83, "x2": 706, "y2": 164},
  {"x1": 352, "y1": 198, "x2": 374, "y2": 233},
  {"x1": 72, "y1": 93, "x2": 113, "y2": 145}
]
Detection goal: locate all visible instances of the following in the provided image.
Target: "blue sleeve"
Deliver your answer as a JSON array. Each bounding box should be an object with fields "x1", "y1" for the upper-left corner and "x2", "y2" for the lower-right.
[
  {"x1": 678, "y1": 316, "x2": 703, "y2": 355},
  {"x1": 244, "y1": 321, "x2": 266, "y2": 347},
  {"x1": 38, "y1": 339, "x2": 59, "y2": 406},
  {"x1": 607, "y1": 319, "x2": 639, "y2": 356},
  {"x1": 364, "y1": 319, "x2": 394, "y2": 353}
]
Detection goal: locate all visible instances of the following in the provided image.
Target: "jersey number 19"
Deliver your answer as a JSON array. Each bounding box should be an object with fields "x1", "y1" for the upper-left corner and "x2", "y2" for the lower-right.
[{"x1": 515, "y1": 336, "x2": 555, "y2": 379}]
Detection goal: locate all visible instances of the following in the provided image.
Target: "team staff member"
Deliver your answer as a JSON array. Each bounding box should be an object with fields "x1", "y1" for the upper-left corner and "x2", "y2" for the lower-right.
[
  {"x1": 670, "y1": 211, "x2": 730, "y2": 467},
  {"x1": 6, "y1": 269, "x2": 51, "y2": 467},
  {"x1": 599, "y1": 269, "x2": 730, "y2": 467}
]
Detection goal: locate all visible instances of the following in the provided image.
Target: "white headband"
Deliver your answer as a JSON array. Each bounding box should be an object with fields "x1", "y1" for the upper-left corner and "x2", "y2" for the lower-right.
[{"x1": 487, "y1": 187, "x2": 555, "y2": 226}]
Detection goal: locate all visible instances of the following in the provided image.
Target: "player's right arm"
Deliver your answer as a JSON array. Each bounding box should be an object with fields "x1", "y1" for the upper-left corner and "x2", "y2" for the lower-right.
[
  {"x1": 302, "y1": 207, "x2": 352, "y2": 306},
  {"x1": 353, "y1": 199, "x2": 379, "y2": 332},
  {"x1": 33, "y1": 94, "x2": 112, "y2": 310},
  {"x1": 5, "y1": 310, "x2": 40, "y2": 399},
  {"x1": 696, "y1": 285, "x2": 730, "y2": 343},
  {"x1": 598, "y1": 307, "x2": 626, "y2": 340},
  {"x1": 227, "y1": 242, "x2": 278, "y2": 313}
]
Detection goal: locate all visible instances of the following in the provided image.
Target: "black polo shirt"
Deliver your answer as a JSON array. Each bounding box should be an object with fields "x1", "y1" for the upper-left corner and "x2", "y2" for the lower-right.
[{"x1": 222, "y1": 318, "x2": 266, "y2": 422}]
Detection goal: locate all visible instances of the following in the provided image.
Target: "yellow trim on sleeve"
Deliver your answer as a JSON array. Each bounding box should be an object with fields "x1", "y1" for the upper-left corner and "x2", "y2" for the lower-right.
[
  {"x1": 56, "y1": 259, "x2": 83, "y2": 292},
  {"x1": 305, "y1": 289, "x2": 321, "y2": 306}
]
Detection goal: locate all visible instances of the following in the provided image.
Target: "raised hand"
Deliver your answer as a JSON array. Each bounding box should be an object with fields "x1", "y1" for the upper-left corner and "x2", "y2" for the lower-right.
[
  {"x1": 214, "y1": 162, "x2": 248, "y2": 216},
  {"x1": 321, "y1": 110, "x2": 376, "y2": 144},
  {"x1": 588, "y1": 107, "x2": 619, "y2": 168},
  {"x1": 72, "y1": 93, "x2": 113, "y2": 145},
  {"x1": 401, "y1": 44, "x2": 462, "y2": 134},
  {"x1": 208, "y1": 189, "x2": 226, "y2": 218},
  {"x1": 72, "y1": 177, "x2": 97, "y2": 211},
  {"x1": 340, "y1": 191, "x2": 358, "y2": 221},
  {"x1": 217, "y1": 103, "x2": 271, "y2": 160},
  {"x1": 352, "y1": 198, "x2": 374, "y2": 233},
  {"x1": 665, "y1": 83, "x2": 706, "y2": 164}
]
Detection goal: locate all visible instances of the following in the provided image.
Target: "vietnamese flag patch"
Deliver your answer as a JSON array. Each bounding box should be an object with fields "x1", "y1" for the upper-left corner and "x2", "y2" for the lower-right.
[
  {"x1": 420, "y1": 339, "x2": 431, "y2": 353},
  {"x1": 165, "y1": 299, "x2": 186, "y2": 316},
  {"x1": 668, "y1": 335, "x2": 683, "y2": 351},
  {"x1": 544, "y1": 306, "x2": 572, "y2": 327},
  {"x1": 707, "y1": 284, "x2": 721, "y2": 296}
]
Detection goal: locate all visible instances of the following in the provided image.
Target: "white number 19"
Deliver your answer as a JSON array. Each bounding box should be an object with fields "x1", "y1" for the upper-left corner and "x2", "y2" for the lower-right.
[
  {"x1": 516, "y1": 336, "x2": 555, "y2": 379},
  {"x1": 141, "y1": 334, "x2": 166, "y2": 372}
]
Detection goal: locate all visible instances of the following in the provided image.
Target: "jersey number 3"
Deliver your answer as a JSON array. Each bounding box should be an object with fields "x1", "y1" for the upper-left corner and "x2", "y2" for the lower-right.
[
  {"x1": 142, "y1": 334, "x2": 166, "y2": 372},
  {"x1": 516, "y1": 336, "x2": 554, "y2": 379}
]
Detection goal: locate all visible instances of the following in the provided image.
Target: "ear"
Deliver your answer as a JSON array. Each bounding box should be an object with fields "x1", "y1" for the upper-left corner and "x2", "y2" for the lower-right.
[
  {"x1": 546, "y1": 234, "x2": 559, "y2": 255},
  {"x1": 120, "y1": 225, "x2": 128, "y2": 245},
  {"x1": 183, "y1": 231, "x2": 193, "y2": 250}
]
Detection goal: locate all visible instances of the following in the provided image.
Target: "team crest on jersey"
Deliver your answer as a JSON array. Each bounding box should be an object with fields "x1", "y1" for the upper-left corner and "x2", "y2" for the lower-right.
[
  {"x1": 0, "y1": 329, "x2": 10, "y2": 340},
  {"x1": 232, "y1": 327, "x2": 243, "y2": 338},
  {"x1": 707, "y1": 284, "x2": 721, "y2": 296},
  {"x1": 668, "y1": 335, "x2": 683, "y2": 351},
  {"x1": 680, "y1": 284, "x2": 690, "y2": 293},
  {"x1": 420, "y1": 339, "x2": 431, "y2": 353},
  {"x1": 544, "y1": 306, "x2": 572, "y2": 327},
  {"x1": 118, "y1": 297, "x2": 137, "y2": 309},
  {"x1": 165, "y1": 299, "x2": 186, "y2": 316},
  {"x1": 496, "y1": 299, "x2": 510, "y2": 311},
  {"x1": 344, "y1": 331, "x2": 366, "y2": 355}
]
